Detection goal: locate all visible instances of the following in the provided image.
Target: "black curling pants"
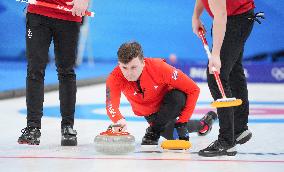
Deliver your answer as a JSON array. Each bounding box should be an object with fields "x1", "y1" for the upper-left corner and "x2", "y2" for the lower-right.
[
  {"x1": 207, "y1": 10, "x2": 254, "y2": 146},
  {"x1": 144, "y1": 89, "x2": 203, "y2": 139},
  {"x1": 25, "y1": 13, "x2": 80, "y2": 129}
]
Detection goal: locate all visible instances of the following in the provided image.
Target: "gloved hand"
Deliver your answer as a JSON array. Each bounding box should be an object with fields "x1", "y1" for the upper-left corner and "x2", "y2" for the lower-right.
[
  {"x1": 175, "y1": 122, "x2": 189, "y2": 141},
  {"x1": 113, "y1": 118, "x2": 127, "y2": 132}
]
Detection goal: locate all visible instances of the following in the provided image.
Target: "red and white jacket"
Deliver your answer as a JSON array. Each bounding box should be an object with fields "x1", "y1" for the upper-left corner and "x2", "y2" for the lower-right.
[
  {"x1": 201, "y1": 0, "x2": 255, "y2": 17},
  {"x1": 106, "y1": 58, "x2": 200, "y2": 124},
  {"x1": 28, "y1": 0, "x2": 82, "y2": 22}
]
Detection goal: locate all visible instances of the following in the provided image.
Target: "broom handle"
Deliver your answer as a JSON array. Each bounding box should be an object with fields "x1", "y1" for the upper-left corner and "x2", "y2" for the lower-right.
[
  {"x1": 18, "y1": 0, "x2": 95, "y2": 17},
  {"x1": 198, "y1": 29, "x2": 227, "y2": 98}
]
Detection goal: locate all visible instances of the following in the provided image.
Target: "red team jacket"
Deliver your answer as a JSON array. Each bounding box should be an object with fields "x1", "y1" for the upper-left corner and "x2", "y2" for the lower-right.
[
  {"x1": 106, "y1": 58, "x2": 200, "y2": 124},
  {"x1": 28, "y1": 0, "x2": 82, "y2": 22},
  {"x1": 201, "y1": 0, "x2": 255, "y2": 17}
]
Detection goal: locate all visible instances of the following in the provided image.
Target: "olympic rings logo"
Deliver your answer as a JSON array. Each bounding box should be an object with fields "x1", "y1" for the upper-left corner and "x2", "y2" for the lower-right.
[{"x1": 271, "y1": 67, "x2": 284, "y2": 81}]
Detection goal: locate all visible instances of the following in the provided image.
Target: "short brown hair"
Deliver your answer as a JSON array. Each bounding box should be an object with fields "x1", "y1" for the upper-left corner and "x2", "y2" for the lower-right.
[{"x1": 117, "y1": 41, "x2": 144, "y2": 64}]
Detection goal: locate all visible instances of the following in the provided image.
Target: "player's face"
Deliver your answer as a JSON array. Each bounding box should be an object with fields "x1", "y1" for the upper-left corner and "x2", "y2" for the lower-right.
[{"x1": 119, "y1": 57, "x2": 145, "y2": 81}]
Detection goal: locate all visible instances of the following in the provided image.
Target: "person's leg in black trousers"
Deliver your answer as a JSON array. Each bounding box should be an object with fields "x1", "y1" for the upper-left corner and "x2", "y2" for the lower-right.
[
  {"x1": 18, "y1": 13, "x2": 53, "y2": 145},
  {"x1": 53, "y1": 18, "x2": 80, "y2": 146},
  {"x1": 151, "y1": 89, "x2": 187, "y2": 132},
  {"x1": 26, "y1": 13, "x2": 53, "y2": 129},
  {"x1": 142, "y1": 89, "x2": 187, "y2": 145}
]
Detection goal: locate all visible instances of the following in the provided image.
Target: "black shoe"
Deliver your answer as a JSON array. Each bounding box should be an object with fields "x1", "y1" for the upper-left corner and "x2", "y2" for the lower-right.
[
  {"x1": 141, "y1": 127, "x2": 160, "y2": 145},
  {"x1": 18, "y1": 127, "x2": 41, "y2": 145},
  {"x1": 198, "y1": 111, "x2": 217, "y2": 136},
  {"x1": 198, "y1": 140, "x2": 237, "y2": 157},
  {"x1": 236, "y1": 129, "x2": 252, "y2": 145},
  {"x1": 61, "y1": 126, "x2": 77, "y2": 146}
]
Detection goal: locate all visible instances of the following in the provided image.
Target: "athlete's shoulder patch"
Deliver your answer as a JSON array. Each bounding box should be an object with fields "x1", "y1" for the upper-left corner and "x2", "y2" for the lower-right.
[{"x1": 172, "y1": 70, "x2": 178, "y2": 80}]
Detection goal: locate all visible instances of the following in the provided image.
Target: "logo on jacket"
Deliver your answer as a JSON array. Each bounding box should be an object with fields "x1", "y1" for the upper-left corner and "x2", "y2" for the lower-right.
[
  {"x1": 57, "y1": 5, "x2": 71, "y2": 12},
  {"x1": 108, "y1": 105, "x2": 116, "y2": 115},
  {"x1": 154, "y1": 85, "x2": 158, "y2": 89},
  {"x1": 172, "y1": 70, "x2": 178, "y2": 80}
]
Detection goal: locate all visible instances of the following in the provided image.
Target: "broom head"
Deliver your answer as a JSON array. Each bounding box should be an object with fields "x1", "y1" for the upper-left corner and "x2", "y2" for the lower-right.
[
  {"x1": 161, "y1": 140, "x2": 192, "y2": 150},
  {"x1": 211, "y1": 97, "x2": 242, "y2": 108}
]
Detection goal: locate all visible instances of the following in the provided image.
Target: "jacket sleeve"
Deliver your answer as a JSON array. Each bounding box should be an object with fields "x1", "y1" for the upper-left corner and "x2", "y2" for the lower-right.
[
  {"x1": 105, "y1": 74, "x2": 124, "y2": 123},
  {"x1": 160, "y1": 61, "x2": 200, "y2": 123}
]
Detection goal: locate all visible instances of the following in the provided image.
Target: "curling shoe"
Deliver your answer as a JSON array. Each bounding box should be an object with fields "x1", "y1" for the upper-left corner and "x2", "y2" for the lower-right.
[
  {"x1": 18, "y1": 127, "x2": 41, "y2": 145},
  {"x1": 61, "y1": 125, "x2": 77, "y2": 146}
]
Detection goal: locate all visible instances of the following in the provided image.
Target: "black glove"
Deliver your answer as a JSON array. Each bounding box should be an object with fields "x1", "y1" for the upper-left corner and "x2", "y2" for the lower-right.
[
  {"x1": 175, "y1": 122, "x2": 189, "y2": 141},
  {"x1": 248, "y1": 12, "x2": 265, "y2": 24}
]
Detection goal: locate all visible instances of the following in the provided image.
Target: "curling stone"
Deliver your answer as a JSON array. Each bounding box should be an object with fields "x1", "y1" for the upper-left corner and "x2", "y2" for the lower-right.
[
  {"x1": 161, "y1": 140, "x2": 192, "y2": 150},
  {"x1": 94, "y1": 124, "x2": 135, "y2": 154}
]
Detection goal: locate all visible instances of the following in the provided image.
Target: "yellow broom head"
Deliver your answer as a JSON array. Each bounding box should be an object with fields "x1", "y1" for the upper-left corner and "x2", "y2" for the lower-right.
[
  {"x1": 211, "y1": 98, "x2": 242, "y2": 108},
  {"x1": 161, "y1": 140, "x2": 192, "y2": 150}
]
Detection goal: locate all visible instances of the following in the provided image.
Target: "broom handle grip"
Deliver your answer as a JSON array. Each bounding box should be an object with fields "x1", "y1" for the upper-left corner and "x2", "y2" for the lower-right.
[
  {"x1": 26, "y1": 0, "x2": 95, "y2": 17},
  {"x1": 198, "y1": 29, "x2": 227, "y2": 98},
  {"x1": 213, "y1": 70, "x2": 226, "y2": 98}
]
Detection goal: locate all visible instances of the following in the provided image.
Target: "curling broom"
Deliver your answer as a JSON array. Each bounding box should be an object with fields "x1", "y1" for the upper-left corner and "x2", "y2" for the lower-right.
[
  {"x1": 198, "y1": 29, "x2": 242, "y2": 108},
  {"x1": 16, "y1": 0, "x2": 95, "y2": 17}
]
